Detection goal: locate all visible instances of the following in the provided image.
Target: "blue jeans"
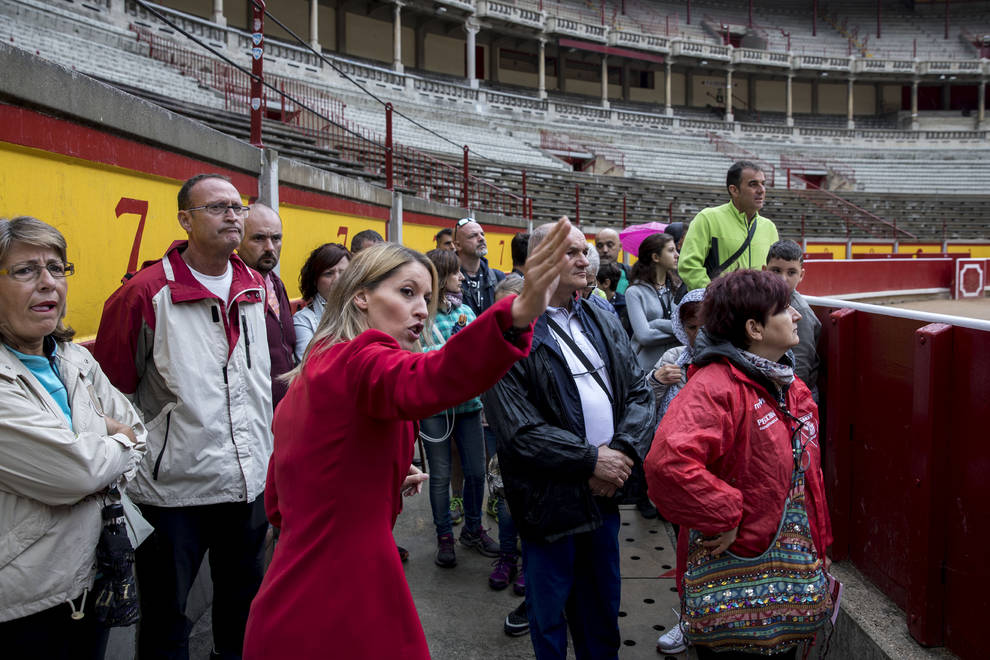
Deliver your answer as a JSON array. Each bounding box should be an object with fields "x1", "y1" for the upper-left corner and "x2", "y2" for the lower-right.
[
  {"x1": 522, "y1": 514, "x2": 622, "y2": 660},
  {"x1": 497, "y1": 496, "x2": 518, "y2": 555},
  {"x1": 421, "y1": 409, "x2": 485, "y2": 538}
]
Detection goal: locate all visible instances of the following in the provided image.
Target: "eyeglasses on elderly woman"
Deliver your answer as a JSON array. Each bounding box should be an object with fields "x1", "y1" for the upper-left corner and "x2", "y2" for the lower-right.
[{"x1": 0, "y1": 261, "x2": 75, "y2": 282}]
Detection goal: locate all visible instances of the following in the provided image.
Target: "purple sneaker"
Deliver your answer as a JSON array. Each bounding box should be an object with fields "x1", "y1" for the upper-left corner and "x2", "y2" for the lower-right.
[
  {"x1": 489, "y1": 552, "x2": 518, "y2": 590},
  {"x1": 460, "y1": 527, "x2": 500, "y2": 558}
]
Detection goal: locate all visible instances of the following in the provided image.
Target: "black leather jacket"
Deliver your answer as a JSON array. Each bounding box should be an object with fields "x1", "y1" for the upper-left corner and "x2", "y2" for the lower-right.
[{"x1": 482, "y1": 296, "x2": 656, "y2": 543}]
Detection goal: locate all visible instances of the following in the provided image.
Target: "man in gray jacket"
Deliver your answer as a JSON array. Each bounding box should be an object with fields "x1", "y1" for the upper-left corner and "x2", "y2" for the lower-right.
[{"x1": 95, "y1": 173, "x2": 273, "y2": 660}]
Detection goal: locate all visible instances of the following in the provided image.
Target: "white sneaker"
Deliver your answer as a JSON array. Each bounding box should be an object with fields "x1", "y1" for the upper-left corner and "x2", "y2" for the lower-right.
[{"x1": 656, "y1": 613, "x2": 688, "y2": 654}]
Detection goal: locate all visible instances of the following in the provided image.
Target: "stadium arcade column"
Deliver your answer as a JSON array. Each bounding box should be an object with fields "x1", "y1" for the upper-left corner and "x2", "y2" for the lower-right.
[
  {"x1": 309, "y1": 0, "x2": 319, "y2": 51},
  {"x1": 600, "y1": 54, "x2": 610, "y2": 109},
  {"x1": 538, "y1": 38, "x2": 547, "y2": 99},
  {"x1": 465, "y1": 18, "x2": 480, "y2": 89},
  {"x1": 786, "y1": 71, "x2": 794, "y2": 127},
  {"x1": 213, "y1": 0, "x2": 225, "y2": 26},
  {"x1": 664, "y1": 59, "x2": 673, "y2": 116},
  {"x1": 392, "y1": 1, "x2": 404, "y2": 74},
  {"x1": 911, "y1": 77, "x2": 920, "y2": 130},
  {"x1": 847, "y1": 73, "x2": 855, "y2": 130},
  {"x1": 979, "y1": 79, "x2": 986, "y2": 127},
  {"x1": 724, "y1": 66, "x2": 734, "y2": 123}
]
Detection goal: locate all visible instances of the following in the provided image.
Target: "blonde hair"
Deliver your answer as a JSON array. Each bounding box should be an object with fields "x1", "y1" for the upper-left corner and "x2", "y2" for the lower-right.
[
  {"x1": 0, "y1": 216, "x2": 75, "y2": 345},
  {"x1": 286, "y1": 242, "x2": 438, "y2": 381}
]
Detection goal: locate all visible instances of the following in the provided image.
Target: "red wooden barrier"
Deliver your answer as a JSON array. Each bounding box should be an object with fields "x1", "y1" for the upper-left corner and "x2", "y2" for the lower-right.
[
  {"x1": 802, "y1": 258, "x2": 954, "y2": 297},
  {"x1": 815, "y1": 300, "x2": 990, "y2": 659}
]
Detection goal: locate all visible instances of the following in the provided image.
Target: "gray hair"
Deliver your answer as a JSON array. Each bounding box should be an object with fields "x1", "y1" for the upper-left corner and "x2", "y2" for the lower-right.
[
  {"x1": 527, "y1": 222, "x2": 556, "y2": 256},
  {"x1": 0, "y1": 216, "x2": 74, "y2": 343},
  {"x1": 585, "y1": 245, "x2": 600, "y2": 278}
]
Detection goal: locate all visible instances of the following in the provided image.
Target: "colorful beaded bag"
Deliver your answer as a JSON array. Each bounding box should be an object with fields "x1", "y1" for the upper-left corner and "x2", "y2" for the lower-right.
[{"x1": 681, "y1": 417, "x2": 833, "y2": 654}]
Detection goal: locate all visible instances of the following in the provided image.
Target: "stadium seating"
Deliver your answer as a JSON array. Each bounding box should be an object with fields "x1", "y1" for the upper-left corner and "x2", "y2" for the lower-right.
[{"x1": 2, "y1": 0, "x2": 988, "y2": 240}]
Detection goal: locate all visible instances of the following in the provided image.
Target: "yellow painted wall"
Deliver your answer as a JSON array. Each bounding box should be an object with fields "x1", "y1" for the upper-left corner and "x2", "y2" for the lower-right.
[
  {"x1": 275, "y1": 204, "x2": 386, "y2": 299},
  {"x1": 806, "y1": 243, "x2": 847, "y2": 258},
  {"x1": 400, "y1": 223, "x2": 519, "y2": 273},
  {"x1": 0, "y1": 143, "x2": 392, "y2": 340},
  {"x1": 0, "y1": 143, "x2": 206, "y2": 338}
]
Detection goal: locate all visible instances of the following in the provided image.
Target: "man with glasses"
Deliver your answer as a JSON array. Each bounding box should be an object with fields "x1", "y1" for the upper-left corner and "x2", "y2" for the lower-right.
[
  {"x1": 95, "y1": 173, "x2": 273, "y2": 660},
  {"x1": 455, "y1": 218, "x2": 505, "y2": 317},
  {"x1": 482, "y1": 221, "x2": 655, "y2": 660}
]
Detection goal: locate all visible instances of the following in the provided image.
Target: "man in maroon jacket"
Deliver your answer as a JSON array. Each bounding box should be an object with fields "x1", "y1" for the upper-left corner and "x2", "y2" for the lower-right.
[{"x1": 239, "y1": 203, "x2": 297, "y2": 407}]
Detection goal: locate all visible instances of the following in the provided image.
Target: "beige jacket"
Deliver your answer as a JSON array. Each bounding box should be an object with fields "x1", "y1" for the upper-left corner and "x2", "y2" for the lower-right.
[{"x1": 0, "y1": 341, "x2": 146, "y2": 622}]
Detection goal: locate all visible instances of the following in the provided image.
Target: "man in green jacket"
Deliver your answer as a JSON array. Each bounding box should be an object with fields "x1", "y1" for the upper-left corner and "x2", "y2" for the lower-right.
[{"x1": 678, "y1": 161, "x2": 779, "y2": 291}]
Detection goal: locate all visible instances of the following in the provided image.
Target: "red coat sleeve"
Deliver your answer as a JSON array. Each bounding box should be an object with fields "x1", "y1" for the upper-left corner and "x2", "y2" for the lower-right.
[
  {"x1": 342, "y1": 296, "x2": 533, "y2": 421},
  {"x1": 93, "y1": 279, "x2": 156, "y2": 395},
  {"x1": 644, "y1": 371, "x2": 745, "y2": 536}
]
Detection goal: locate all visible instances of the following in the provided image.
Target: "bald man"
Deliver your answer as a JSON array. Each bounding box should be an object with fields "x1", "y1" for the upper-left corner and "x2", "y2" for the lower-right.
[
  {"x1": 595, "y1": 228, "x2": 631, "y2": 295},
  {"x1": 239, "y1": 203, "x2": 296, "y2": 408},
  {"x1": 455, "y1": 218, "x2": 505, "y2": 316}
]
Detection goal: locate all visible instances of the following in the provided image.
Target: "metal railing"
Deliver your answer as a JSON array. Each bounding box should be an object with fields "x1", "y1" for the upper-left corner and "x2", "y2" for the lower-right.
[
  {"x1": 130, "y1": 24, "x2": 527, "y2": 219},
  {"x1": 794, "y1": 178, "x2": 916, "y2": 240},
  {"x1": 706, "y1": 132, "x2": 776, "y2": 187}
]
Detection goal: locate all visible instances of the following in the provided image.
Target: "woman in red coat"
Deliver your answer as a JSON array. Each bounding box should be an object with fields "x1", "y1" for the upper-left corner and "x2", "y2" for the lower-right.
[
  {"x1": 645, "y1": 269, "x2": 832, "y2": 660},
  {"x1": 243, "y1": 220, "x2": 573, "y2": 659}
]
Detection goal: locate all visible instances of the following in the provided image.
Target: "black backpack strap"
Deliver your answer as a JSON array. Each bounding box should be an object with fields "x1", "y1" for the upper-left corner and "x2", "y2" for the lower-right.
[
  {"x1": 707, "y1": 217, "x2": 760, "y2": 280},
  {"x1": 546, "y1": 317, "x2": 614, "y2": 405}
]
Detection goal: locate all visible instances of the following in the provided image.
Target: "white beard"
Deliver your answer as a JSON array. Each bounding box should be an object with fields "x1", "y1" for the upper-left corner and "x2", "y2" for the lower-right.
[{"x1": 477, "y1": 245, "x2": 488, "y2": 257}]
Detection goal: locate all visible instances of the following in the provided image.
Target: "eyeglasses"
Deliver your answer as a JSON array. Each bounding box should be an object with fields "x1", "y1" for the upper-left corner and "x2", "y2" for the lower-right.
[
  {"x1": 0, "y1": 261, "x2": 75, "y2": 282},
  {"x1": 456, "y1": 218, "x2": 473, "y2": 227},
  {"x1": 185, "y1": 203, "x2": 250, "y2": 217}
]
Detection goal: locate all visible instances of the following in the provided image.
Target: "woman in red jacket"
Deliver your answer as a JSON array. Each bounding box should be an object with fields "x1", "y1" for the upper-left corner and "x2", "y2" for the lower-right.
[
  {"x1": 645, "y1": 269, "x2": 832, "y2": 660},
  {"x1": 243, "y1": 219, "x2": 573, "y2": 659}
]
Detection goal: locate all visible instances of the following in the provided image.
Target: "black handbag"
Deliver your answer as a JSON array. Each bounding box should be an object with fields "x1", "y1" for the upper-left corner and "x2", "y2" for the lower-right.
[{"x1": 93, "y1": 487, "x2": 140, "y2": 627}]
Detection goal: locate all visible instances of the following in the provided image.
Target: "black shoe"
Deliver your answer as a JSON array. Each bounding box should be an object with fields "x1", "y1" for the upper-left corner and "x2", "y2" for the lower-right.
[
  {"x1": 637, "y1": 498, "x2": 659, "y2": 519},
  {"x1": 504, "y1": 601, "x2": 529, "y2": 637}
]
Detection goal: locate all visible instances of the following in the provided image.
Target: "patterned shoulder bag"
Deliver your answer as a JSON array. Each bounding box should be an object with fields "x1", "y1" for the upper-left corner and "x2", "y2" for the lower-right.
[{"x1": 681, "y1": 414, "x2": 832, "y2": 654}]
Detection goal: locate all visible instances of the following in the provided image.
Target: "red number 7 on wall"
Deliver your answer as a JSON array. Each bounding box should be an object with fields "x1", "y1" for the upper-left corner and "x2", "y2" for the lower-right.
[{"x1": 115, "y1": 197, "x2": 148, "y2": 278}]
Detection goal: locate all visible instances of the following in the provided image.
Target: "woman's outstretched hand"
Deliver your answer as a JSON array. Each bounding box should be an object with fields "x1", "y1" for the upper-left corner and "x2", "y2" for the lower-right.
[{"x1": 510, "y1": 217, "x2": 573, "y2": 328}]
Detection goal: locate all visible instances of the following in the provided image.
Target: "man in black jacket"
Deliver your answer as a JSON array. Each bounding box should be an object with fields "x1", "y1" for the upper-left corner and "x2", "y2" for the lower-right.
[
  {"x1": 483, "y1": 222, "x2": 656, "y2": 660},
  {"x1": 455, "y1": 218, "x2": 505, "y2": 316}
]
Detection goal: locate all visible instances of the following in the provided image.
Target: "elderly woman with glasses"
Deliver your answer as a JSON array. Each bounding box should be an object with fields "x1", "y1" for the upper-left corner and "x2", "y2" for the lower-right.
[{"x1": 0, "y1": 216, "x2": 147, "y2": 660}]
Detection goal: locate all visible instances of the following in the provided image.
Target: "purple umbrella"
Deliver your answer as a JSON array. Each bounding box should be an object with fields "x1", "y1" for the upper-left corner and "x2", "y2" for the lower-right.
[{"x1": 619, "y1": 222, "x2": 668, "y2": 256}]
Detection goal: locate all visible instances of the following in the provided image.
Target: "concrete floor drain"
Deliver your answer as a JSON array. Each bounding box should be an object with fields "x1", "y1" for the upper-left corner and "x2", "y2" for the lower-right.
[
  {"x1": 654, "y1": 546, "x2": 665, "y2": 551},
  {"x1": 626, "y1": 537, "x2": 635, "y2": 542},
  {"x1": 618, "y1": 610, "x2": 627, "y2": 617},
  {"x1": 644, "y1": 598, "x2": 655, "y2": 604},
  {"x1": 653, "y1": 624, "x2": 666, "y2": 631},
  {"x1": 623, "y1": 640, "x2": 637, "y2": 646}
]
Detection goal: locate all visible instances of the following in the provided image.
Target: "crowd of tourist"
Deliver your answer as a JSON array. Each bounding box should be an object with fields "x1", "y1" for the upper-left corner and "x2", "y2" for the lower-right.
[{"x1": 0, "y1": 160, "x2": 833, "y2": 660}]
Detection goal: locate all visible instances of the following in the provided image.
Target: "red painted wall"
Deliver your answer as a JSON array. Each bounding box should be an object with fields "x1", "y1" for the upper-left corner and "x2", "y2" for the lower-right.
[{"x1": 802, "y1": 258, "x2": 955, "y2": 296}]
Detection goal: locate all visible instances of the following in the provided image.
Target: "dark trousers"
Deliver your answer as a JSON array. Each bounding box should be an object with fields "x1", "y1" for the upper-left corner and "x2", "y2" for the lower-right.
[
  {"x1": 522, "y1": 513, "x2": 622, "y2": 660},
  {"x1": 136, "y1": 495, "x2": 268, "y2": 660},
  {"x1": 2, "y1": 590, "x2": 109, "y2": 660}
]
